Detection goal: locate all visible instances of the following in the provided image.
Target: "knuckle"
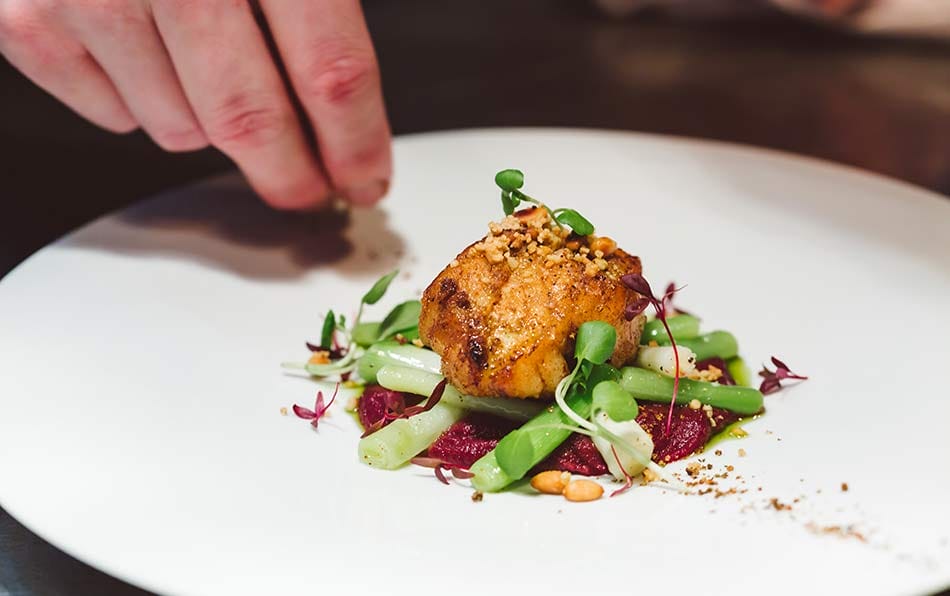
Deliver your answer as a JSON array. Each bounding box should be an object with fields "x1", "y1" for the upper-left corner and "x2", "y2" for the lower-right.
[
  {"x1": 299, "y1": 47, "x2": 377, "y2": 106},
  {"x1": 204, "y1": 95, "x2": 289, "y2": 151},
  {"x1": 73, "y1": 0, "x2": 145, "y2": 31}
]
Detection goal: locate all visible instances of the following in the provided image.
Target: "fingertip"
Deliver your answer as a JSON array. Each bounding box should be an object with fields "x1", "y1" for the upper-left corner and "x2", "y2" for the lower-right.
[
  {"x1": 343, "y1": 178, "x2": 389, "y2": 207},
  {"x1": 258, "y1": 178, "x2": 332, "y2": 211},
  {"x1": 152, "y1": 128, "x2": 210, "y2": 153}
]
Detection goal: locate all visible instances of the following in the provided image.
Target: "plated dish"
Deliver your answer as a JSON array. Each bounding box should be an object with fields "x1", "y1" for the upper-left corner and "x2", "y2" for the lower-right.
[
  {"x1": 282, "y1": 168, "x2": 807, "y2": 501},
  {"x1": 0, "y1": 130, "x2": 947, "y2": 596}
]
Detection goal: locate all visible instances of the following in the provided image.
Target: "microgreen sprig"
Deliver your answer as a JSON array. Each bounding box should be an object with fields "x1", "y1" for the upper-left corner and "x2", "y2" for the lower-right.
[
  {"x1": 492, "y1": 320, "x2": 681, "y2": 490},
  {"x1": 622, "y1": 273, "x2": 683, "y2": 437},
  {"x1": 282, "y1": 270, "x2": 402, "y2": 378},
  {"x1": 291, "y1": 384, "x2": 339, "y2": 429},
  {"x1": 494, "y1": 169, "x2": 595, "y2": 235},
  {"x1": 758, "y1": 356, "x2": 808, "y2": 395}
]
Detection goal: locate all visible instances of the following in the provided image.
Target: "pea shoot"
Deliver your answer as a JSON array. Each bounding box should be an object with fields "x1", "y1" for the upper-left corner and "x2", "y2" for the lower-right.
[
  {"x1": 491, "y1": 320, "x2": 680, "y2": 490},
  {"x1": 494, "y1": 169, "x2": 595, "y2": 236},
  {"x1": 282, "y1": 270, "x2": 413, "y2": 378}
]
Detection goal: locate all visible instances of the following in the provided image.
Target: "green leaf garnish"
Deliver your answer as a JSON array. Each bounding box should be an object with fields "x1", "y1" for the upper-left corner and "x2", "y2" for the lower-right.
[
  {"x1": 495, "y1": 169, "x2": 524, "y2": 192},
  {"x1": 351, "y1": 321, "x2": 382, "y2": 347},
  {"x1": 553, "y1": 209, "x2": 594, "y2": 236},
  {"x1": 362, "y1": 270, "x2": 399, "y2": 305},
  {"x1": 495, "y1": 429, "x2": 535, "y2": 478},
  {"x1": 376, "y1": 300, "x2": 422, "y2": 341},
  {"x1": 493, "y1": 169, "x2": 595, "y2": 235},
  {"x1": 575, "y1": 321, "x2": 617, "y2": 365},
  {"x1": 320, "y1": 310, "x2": 336, "y2": 348},
  {"x1": 592, "y1": 380, "x2": 639, "y2": 422}
]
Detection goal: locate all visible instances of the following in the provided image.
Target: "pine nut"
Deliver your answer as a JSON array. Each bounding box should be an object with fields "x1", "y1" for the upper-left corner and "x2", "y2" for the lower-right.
[
  {"x1": 530, "y1": 470, "x2": 571, "y2": 495},
  {"x1": 563, "y1": 479, "x2": 604, "y2": 502}
]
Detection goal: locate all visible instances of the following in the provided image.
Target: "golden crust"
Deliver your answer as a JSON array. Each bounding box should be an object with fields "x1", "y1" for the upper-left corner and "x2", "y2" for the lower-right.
[{"x1": 419, "y1": 208, "x2": 646, "y2": 399}]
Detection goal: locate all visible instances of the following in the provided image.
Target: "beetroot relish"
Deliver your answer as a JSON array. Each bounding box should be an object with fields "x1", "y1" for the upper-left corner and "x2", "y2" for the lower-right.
[
  {"x1": 427, "y1": 413, "x2": 519, "y2": 469},
  {"x1": 636, "y1": 402, "x2": 740, "y2": 463},
  {"x1": 534, "y1": 433, "x2": 608, "y2": 476},
  {"x1": 424, "y1": 401, "x2": 740, "y2": 475},
  {"x1": 357, "y1": 385, "x2": 422, "y2": 431}
]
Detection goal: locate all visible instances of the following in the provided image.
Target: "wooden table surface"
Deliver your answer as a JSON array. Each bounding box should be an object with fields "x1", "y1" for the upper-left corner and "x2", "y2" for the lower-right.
[{"x1": 1, "y1": 1, "x2": 948, "y2": 594}]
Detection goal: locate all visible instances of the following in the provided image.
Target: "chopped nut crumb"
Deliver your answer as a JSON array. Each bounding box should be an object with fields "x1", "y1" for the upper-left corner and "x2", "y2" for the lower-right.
[
  {"x1": 471, "y1": 491, "x2": 484, "y2": 503},
  {"x1": 279, "y1": 407, "x2": 288, "y2": 416},
  {"x1": 642, "y1": 467, "x2": 660, "y2": 484},
  {"x1": 411, "y1": 338, "x2": 425, "y2": 348},
  {"x1": 714, "y1": 449, "x2": 722, "y2": 456},
  {"x1": 738, "y1": 448, "x2": 747, "y2": 457},
  {"x1": 805, "y1": 522, "x2": 866, "y2": 542},
  {"x1": 770, "y1": 498, "x2": 792, "y2": 511},
  {"x1": 688, "y1": 399, "x2": 702, "y2": 410},
  {"x1": 686, "y1": 462, "x2": 702, "y2": 477},
  {"x1": 729, "y1": 426, "x2": 748, "y2": 438},
  {"x1": 841, "y1": 482, "x2": 849, "y2": 492},
  {"x1": 648, "y1": 340, "x2": 659, "y2": 348},
  {"x1": 307, "y1": 350, "x2": 331, "y2": 365}
]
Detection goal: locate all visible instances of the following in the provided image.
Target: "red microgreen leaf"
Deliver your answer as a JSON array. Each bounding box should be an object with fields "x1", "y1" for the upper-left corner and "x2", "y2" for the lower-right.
[
  {"x1": 292, "y1": 384, "x2": 339, "y2": 429},
  {"x1": 292, "y1": 404, "x2": 316, "y2": 420},
  {"x1": 410, "y1": 456, "x2": 474, "y2": 486},
  {"x1": 622, "y1": 272, "x2": 682, "y2": 437},
  {"x1": 758, "y1": 357, "x2": 808, "y2": 395},
  {"x1": 661, "y1": 282, "x2": 695, "y2": 317},
  {"x1": 608, "y1": 445, "x2": 636, "y2": 498}
]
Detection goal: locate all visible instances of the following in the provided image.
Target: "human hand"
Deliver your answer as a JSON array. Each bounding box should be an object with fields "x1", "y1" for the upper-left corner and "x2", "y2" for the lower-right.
[{"x1": 0, "y1": 0, "x2": 392, "y2": 209}]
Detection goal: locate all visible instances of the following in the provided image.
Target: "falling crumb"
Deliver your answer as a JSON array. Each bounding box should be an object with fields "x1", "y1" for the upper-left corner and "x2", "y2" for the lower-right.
[
  {"x1": 770, "y1": 498, "x2": 793, "y2": 511},
  {"x1": 841, "y1": 482, "x2": 849, "y2": 492},
  {"x1": 805, "y1": 522, "x2": 866, "y2": 542},
  {"x1": 279, "y1": 407, "x2": 288, "y2": 416},
  {"x1": 471, "y1": 491, "x2": 484, "y2": 503},
  {"x1": 737, "y1": 448, "x2": 747, "y2": 457}
]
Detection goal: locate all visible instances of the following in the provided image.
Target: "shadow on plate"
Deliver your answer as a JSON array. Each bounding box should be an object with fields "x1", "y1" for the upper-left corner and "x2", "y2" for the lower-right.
[{"x1": 64, "y1": 174, "x2": 407, "y2": 281}]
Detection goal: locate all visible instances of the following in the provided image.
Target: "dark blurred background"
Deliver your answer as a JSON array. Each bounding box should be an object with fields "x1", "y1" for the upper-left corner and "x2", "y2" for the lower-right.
[{"x1": 1, "y1": 1, "x2": 949, "y2": 594}]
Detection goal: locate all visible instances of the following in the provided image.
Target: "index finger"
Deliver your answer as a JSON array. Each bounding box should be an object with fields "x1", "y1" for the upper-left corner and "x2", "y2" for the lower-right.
[{"x1": 260, "y1": 0, "x2": 392, "y2": 206}]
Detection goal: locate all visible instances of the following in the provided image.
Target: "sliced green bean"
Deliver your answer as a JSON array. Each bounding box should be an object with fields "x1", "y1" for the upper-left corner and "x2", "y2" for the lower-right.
[
  {"x1": 357, "y1": 402, "x2": 463, "y2": 469},
  {"x1": 619, "y1": 366, "x2": 763, "y2": 415},
  {"x1": 357, "y1": 341, "x2": 441, "y2": 383},
  {"x1": 470, "y1": 393, "x2": 592, "y2": 493},
  {"x1": 727, "y1": 357, "x2": 752, "y2": 387},
  {"x1": 654, "y1": 330, "x2": 738, "y2": 361},
  {"x1": 641, "y1": 314, "x2": 701, "y2": 344},
  {"x1": 376, "y1": 365, "x2": 544, "y2": 421}
]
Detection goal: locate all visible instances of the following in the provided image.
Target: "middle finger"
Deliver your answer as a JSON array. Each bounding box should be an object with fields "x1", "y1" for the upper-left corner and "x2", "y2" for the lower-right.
[{"x1": 152, "y1": 0, "x2": 330, "y2": 209}]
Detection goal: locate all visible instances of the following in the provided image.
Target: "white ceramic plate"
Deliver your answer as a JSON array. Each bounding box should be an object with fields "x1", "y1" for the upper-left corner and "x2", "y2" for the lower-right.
[{"x1": 1, "y1": 129, "x2": 948, "y2": 596}]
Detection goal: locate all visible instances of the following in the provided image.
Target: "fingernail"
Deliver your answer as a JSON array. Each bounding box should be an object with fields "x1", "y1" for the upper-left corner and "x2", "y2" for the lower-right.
[{"x1": 345, "y1": 179, "x2": 389, "y2": 206}]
